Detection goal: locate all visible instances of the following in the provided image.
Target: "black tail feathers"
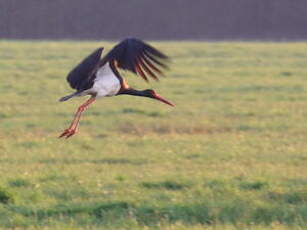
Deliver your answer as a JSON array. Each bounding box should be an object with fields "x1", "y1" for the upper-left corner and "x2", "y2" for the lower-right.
[{"x1": 59, "y1": 92, "x2": 79, "y2": 102}]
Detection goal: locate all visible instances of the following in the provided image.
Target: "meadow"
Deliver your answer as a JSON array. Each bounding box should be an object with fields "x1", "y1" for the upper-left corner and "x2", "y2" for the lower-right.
[{"x1": 0, "y1": 40, "x2": 306, "y2": 230}]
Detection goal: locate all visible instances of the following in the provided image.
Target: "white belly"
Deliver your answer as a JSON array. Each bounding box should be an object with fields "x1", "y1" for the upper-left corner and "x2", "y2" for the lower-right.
[{"x1": 91, "y1": 63, "x2": 121, "y2": 97}]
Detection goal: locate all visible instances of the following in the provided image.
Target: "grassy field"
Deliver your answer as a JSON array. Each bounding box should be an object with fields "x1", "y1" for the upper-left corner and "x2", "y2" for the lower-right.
[{"x1": 0, "y1": 40, "x2": 306, "y2": 230}]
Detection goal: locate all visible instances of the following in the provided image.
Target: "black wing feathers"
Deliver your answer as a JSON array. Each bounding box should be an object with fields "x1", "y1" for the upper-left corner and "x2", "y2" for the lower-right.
[
  {"x1": 104, "y1": 38, "x2": 168, "y2": 82},
  {"x1": 67, "y1": 47, "x2": 103, "y2": 91}
]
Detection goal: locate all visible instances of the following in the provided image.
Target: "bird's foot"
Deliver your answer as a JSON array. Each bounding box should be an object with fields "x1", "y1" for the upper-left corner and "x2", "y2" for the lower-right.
[{"x1": 58, "y1": 128, "x2": 77, "y2": 139}]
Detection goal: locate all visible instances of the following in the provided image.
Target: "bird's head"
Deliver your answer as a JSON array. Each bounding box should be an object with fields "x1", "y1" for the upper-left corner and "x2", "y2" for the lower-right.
[{"x1": 143, "y1": 89, "x2": 175, "y2": 107}]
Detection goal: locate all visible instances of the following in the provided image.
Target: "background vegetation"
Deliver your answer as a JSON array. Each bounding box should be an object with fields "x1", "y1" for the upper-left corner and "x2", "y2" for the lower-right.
[
  {"x1": 0, "y1": 41, "x2": 306, "y2": 229},
  {"x1": 2, "y1": 0, "x2": 307, "y2": 40}
]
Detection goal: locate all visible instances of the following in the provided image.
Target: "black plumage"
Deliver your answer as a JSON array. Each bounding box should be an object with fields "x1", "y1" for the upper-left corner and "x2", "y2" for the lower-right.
[
  {"x1": 101, "y1": 38, "x2": 169, "y2": 82},
  {"x1": 65, "y1": 38, "x2": 168, "y2": 93},
  {"x1": 67, "y1": 47, "x2": 103, "y2": 91},
  {"x1": 59, "y1": 38, "x2": 173, "y2": 138}
]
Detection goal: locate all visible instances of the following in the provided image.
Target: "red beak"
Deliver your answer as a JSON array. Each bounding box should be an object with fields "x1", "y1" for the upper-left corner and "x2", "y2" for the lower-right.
[{"x1": 153, "y1": 93, "x2": 175, "y2": 107}]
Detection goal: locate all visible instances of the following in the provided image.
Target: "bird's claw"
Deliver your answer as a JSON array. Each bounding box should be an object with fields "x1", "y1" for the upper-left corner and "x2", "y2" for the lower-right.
[{"x1": 59, "y1": 128, "x2": 77, "y2": 139}]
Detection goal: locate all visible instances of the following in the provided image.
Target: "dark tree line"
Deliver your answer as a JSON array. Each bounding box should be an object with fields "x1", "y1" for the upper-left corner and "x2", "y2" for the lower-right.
[{"x1": 1, "y1": 0, "x2": 307, "y2": 40}]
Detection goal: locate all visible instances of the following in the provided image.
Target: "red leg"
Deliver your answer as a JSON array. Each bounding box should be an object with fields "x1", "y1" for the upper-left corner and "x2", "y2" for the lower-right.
[{"x1": 59, "y1": 97, "x2": 96, "y2": 138}]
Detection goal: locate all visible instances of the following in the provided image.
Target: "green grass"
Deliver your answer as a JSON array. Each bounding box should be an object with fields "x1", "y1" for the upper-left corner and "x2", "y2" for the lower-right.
[{"x1": 0, "y1": 40, "x2": 306, "y2": 229}]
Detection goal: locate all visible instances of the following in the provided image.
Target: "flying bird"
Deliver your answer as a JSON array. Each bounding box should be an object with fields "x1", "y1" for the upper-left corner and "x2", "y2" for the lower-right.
[{"x1": 59, "y1": 38, "x2": 174, "y2": 138}]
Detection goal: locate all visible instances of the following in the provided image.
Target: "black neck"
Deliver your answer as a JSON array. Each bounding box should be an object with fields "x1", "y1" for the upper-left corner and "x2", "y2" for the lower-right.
[{"x1": 118, "y1": 88, "x2": 152, "y2": 98}]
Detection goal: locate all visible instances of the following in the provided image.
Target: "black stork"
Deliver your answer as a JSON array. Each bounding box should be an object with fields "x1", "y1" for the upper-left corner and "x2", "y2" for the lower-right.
[{"x1": 59, "y1": 38, "x2": 175, "y2": 138}]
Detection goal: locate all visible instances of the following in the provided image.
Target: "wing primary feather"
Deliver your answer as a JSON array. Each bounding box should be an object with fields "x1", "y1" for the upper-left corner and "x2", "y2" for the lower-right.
[
  {"x1": 135, "y1": 64, "x2": 149, "y2": 82},
  {"x1": 142, "y1": 55, "x2": 163, "y2": 75},
  {"x1": 138, "y1": 57, "x2": 159, "y2": 81},
  {"x1": 145, "y1": 45, "x2": 168, "y2": 59},
  {"x1": 103, "y1": 38, "x2": 169, "y2": 83},
  {"x1": 144, "y1": 51, "x2": 168, "y2": 69}
]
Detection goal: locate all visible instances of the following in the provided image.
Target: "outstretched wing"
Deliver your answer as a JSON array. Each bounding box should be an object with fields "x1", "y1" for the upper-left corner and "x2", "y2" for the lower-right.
[
  {"x1": 102, "y1": 38, "x2": 169, "y2": 82},
  {"x1": 67, "y1": 47, "x2": 104, "y2": 91}
]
